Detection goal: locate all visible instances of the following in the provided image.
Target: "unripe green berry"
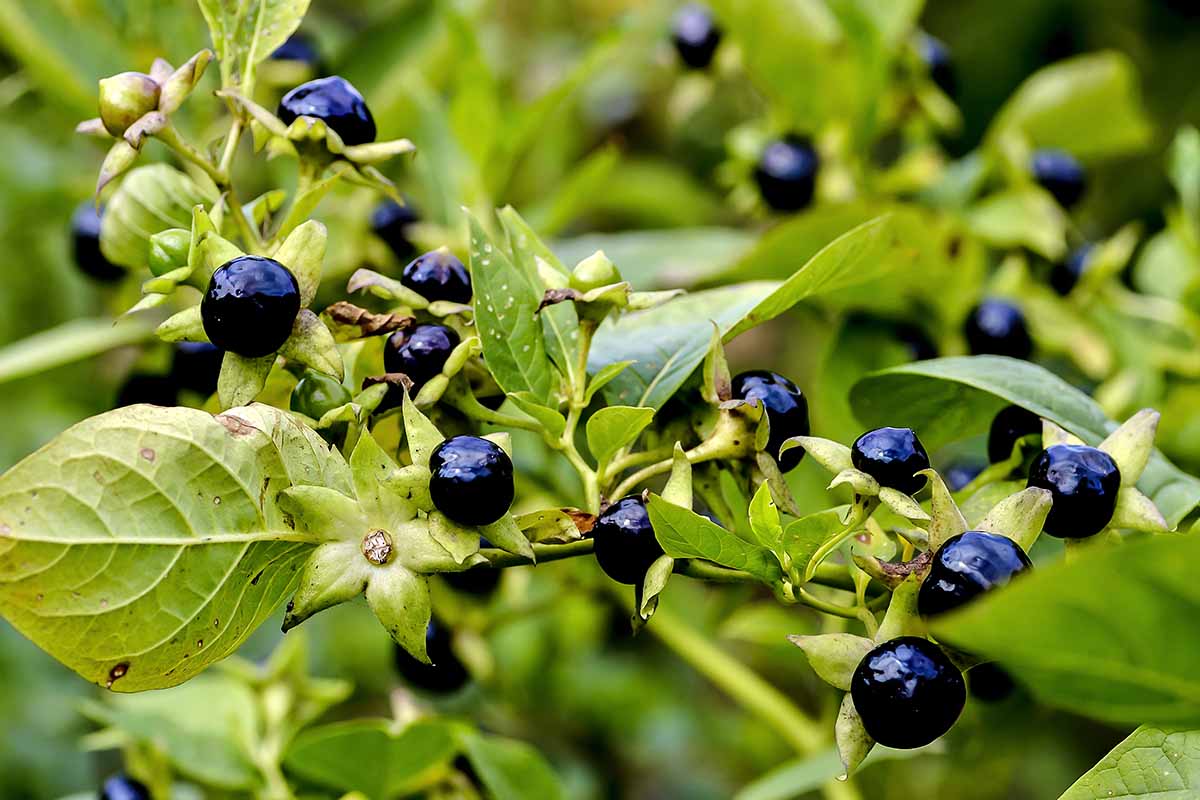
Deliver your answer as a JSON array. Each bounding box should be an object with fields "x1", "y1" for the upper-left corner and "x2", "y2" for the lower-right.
[
  {"x1": 98, "y1": 72, "x2": 160, "y2": 137},
  {"x1": 148, "y1": 228, "x2": 191, "y2": 277}
]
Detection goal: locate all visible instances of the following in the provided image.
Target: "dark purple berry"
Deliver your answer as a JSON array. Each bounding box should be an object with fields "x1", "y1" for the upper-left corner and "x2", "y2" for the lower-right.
[
  {"x1": 852, "y1": 427, "x2": 930, "y2": 495},
  {"x1": 672, "y1": 4, "x2": 721, "y2": 69},
  {"x1": 850, "y1": 637, "x2": 965, "y2": 749},
  {"x1": 393, "y1": 620, "x2": 470, "y2": 693},
  {"x1": 592, "y1": 496, "x2": 663, "y2": 585},
  {"x1": 201, "y1": 256, "x2": 300, "y2": 358},
  {"x1": 918, "y1": 531, "x2": 1032, "y2": 617},
  {"x1": 988, "y1": 405, "x2": 1042, "y2": 463},
  {"x1": 964, "y1": 299, "x2": 1033, "y2": 359},
  {"x1": 278, "y1": 76, "x2": 376, "y2": 146},
  {"x1": 1031, "y1": 149, "x2": 1086, "y2": 209},
  {"x1": 71, "y1": 203, "x2": 123, "y2": 282},
  {"x1": 755, "y1": 136, "x2": 819, "y2": 212},
  {"x1": 731, "y1": 370, "x2": 810, "y2": 471},
  {"x1": 402, "y1": 249, "x2": 472, "y2": 304},
  {"x1": 1027, "y1": 444, "x2": 1120, "y2": 538},
  {"x1": 429, "y1": 436, "x2": 514, "y2": 527}
]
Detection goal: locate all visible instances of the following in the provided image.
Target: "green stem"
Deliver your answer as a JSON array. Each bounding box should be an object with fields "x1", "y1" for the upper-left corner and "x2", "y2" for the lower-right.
[
  {"x1": 218, "y1": 117, "x2": 243, "y2": 179},
  {"x1": 0, "y1": 0, "x2": 93, "y2": 115},
  {"x1": 610, "y1": 419, "x2": 749, "y2": 501},
  {"x1": 156, "y1": 124, "x2": 225, "y2": 185},
  {"x1": 444, "y1": 383, "x2": 545, "y2": 434},
  {"x1": 479, "y1": 538, "x2": 595, "y2": 567},
  {"x1": 675, "y1": 560, "x2": 760, "y2": 583},
  {"x1": 611, "y1": 587, "x2": 825, "y2": 754},
  {"x1": 796, "y1": 588, "x2": 862, "y2": 621}
]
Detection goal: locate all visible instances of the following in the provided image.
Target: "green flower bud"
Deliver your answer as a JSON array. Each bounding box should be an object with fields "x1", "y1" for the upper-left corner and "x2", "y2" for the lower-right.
[
  {"x1": 148, "y1": 228, "x2": 191, "y2": 277},
  {"x1": 569, "y1": 250, "x2": 620, "y2": 292},
  {"x1": 98, "y1": 72, "x2": 161, "y2": 137}
]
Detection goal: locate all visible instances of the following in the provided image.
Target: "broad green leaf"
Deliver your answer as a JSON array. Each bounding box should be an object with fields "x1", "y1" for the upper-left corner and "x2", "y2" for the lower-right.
[
  {"x1": 965, "y1": 189, "x2": 1067, "y2": 260},
  {"x1": 507, "y1": 393, "x2": 567, "y2": 441},
  {"x1": 199, "y1": 0, "x2": 310, "y2": 86},
  {"x1": 553, "y1": 228, "x2": 756, "y2": 289},
  {"x1": 850, "y1": 357, "x2": 1200, "y2": 526},
  {"x1": 468, "y1": 213, "x2": 555, "y2": 403},
  {"x1": 586, "y1": 406, "x2": 654, "y2": 466},
  {"x1": 987, "y1": 51, "x2": 1153, "y2": 159},
  {"x1": 101, "y1": 165, "x2": 218, "y2": 269},
  {"x1": 783, "y1": 508, "x2": 846, "y2": 577},
  {"x1": 460, "y1": 731, "x2": 566, "y2": 800},
  {"x1": 1058, "y1": 725, "x2": 1200, "y2": 800},
  {"x1": 933, "y1": 535, "x2": 1200, "y2": 726},
  {"x1": 646, "y1": 494, "x2": 782, "y2": 583},
  {"x1": 0, "y1": 405, "x2": 324, "y2": 691},
  {"x1": 283, "y1": 719, "x2": 458, "y2": 799},
  {"x1": 84, "y1": 673, "x2": 259, "y2": 789},
  {"x1": 747, "y1": 482, "x2": 782, "y2": 549},
  {"x1": 724, "y1": 216, "x2": 903, "y2": 341},
  {"x1": 589, "y1": 282, "x2": 776, "y2": 409}
]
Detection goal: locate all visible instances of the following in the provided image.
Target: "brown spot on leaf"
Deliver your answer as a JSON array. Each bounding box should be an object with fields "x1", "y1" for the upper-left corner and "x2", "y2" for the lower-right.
[
  {"x1": 139, "y1": 448, "x2": 156, "y2": 462},
  {"x1": 946, "y1": 235, "x2": 963, "y2": 259},
  {"x1": 251, "y1": 570, "x2": 264, "y2": 586},
  {"x1": 566, "y1": 508, "x2": 596, "y2": 535},
  {"x1": 217, "y1": 414, "x2": 258, "y2": 437},
  {"x1": 106, "y1": 662, "x2": 129, "y2": 689}
]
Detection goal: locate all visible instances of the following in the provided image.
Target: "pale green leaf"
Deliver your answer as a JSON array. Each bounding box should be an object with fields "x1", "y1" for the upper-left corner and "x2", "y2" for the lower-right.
[
  {"x1": 460, "y1": 731, "x2": 566, "y2": 800},
  {"x1": 646, "y1": 494, "x2": 781, "y2": 583},
  {"x1": 586, "y1": 406, "x2": 655, "y2": 466},
  {"x1": 748, "y1": 482, "x2": 782, "y2": 550},
  {"x1": 101, "y1": 165, "x2": 218, "y2": 269},
  {"x1": 1058, "y1": 725, "x2": 1200, "y2": 800}
]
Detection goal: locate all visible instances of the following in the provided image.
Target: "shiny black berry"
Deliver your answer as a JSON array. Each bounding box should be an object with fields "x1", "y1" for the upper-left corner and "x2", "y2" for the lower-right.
[
  {"x1": 100, "y1": 774, "x2": 152, "y2": 800},
  {"x1": 1027, "y1": 444, "x2": 1121, "y2": 538},
  {"x1": 270, "y1": 32, "x2": 320, "y2": 67},
  {"x1": 731, "y1": 370, "x2": 810, "y2": 471},
  {"x1": 393, "y1": 620, "x2": 470, "y2": 693},
  {"x1": 918, "y1": 33, "x2": 954, "y2": 96},
  {"x1": 942, "y1": 459, "x2": 984, "y2": 492},
  {"x1": 1050, "y1": 243, "x2": 1092, "y2": 296},
  {"x1": 592, "y1": 496, "x2": 664, "y2": 585},
  {"x1": 384, "y1": 323, "x2": 460, "y2": 395},
  {"x1": 850, "y1": 637, "x2": 966, "y2": 749},
  {"x1": 964, "y1": 299, "x2": 1033, "y2": 359},
  {"x1": 116, "y1": 373, "x2": 177, "y2": 407},
  {"x1": 672, "y1": 4, "x2": 721, "y2": 69},
  {"x1": 852, "y1": 427, "x2": 930, "y2": 495},
  {"x1": 402, "y1": 249, "x2": 472, "y2": 304},
  {"x1": 371, "y1": 199, "x2": 419, "y2": 261},
  {"x1": 171, "y1": 341, "x2": 223, "y2": 396},
  {"x1": 754, "y1": 136, "x2": 819, "y2": 212},
  {"x1": 71, "y1": 203, "x2": 123, "y2": 282},
  {"x1": 201, "y1": 256, "x2": 300, "y2": 357},
  {"x1": 444, "y1": 538, "x2": 502, "y2": 596},
  {"x1": 429, "y1": 436, "x2": 514, "y2": 527},
  {"x1": 290, "y1": 370, "x2": 351, "y2": 420},
  {"x1": 917, "y1": 531, "x2": 1032, "y2": 617},
  {"x1": 1031, "y1": 149, "x2": 1086, "y2": 209},
  {"x1": 968, "y1": 662, "x2": 1016, "y2": 703},
  {"x1": 278, "y1": 75, "x2": 376, "y2": 146},
  {"x1": 987, "y1": 405, "x2": 1042, "y2": 463}
]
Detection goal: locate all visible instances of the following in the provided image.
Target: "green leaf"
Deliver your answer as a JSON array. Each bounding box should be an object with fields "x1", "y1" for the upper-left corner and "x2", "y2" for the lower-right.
[
  {"x1": 1058, "y1": 725, "x2": 1200, "y2": 800},
  {"x1": 84, "y1": 674, "x2": 259, "y2": 789},
  {"x1": 748, "y1": 482, "x2": 782, "y2": 550},
  {"x1": 850, "y1": 357, "x2": 1200, "y2": 526},
  {"x1": 783, "y1": 508, "x2": 846, "y2": 579},
  {"x1": 365, "y1": 566, "x2": 432, "y2": 662},
  {"x1": 965, "y1": 189, "x2": 1067, "y2": 260},
  {"x1": 932, "y1": 535, "x2": 1200, "y2": 726},
  {"x1": 589, "y1": 282, "x2": 776, "y2": 409},
  {"x1": 0, "y1": 405, "x2": 324, "y2": 691},
  {"x1": 586, "y1": 406, "x2": 655, "y2": 466},
  {"x1": 987, "y1": 51, "x2": 1153, "y2": 159},
  {"x1": 284, "y1": 719, "x2": 458, "y2": 799},
  {"x1": 218, "y1": 352, "x2": 275, "y2": 410},
  {"x1": 199, "y1": 0, "x2": 311, "y2": 86},
  {"x1": 646, "y1": 494, "x2": 782, "y2": 583},
  {"x1": 101, "y1": 165, "x2": 218, "y2": 269},
  {"x1": 553, "y1": 228, "x2": 756, "y2": 289},
  {"x1": 1170, "y1": 126, "x2": 1200, "y2": 230},
  {"x1": 467, "y1": 212, "x2": 556, "y2": 403},
  {"x1": 460, "y1": 731, "x2": 566, "y2": 800},
  {"x1": 507, "y1": 393, "x2": 567, "y2": 441},
  {"x1": 584, "y1": 361, "x2": 633, "y2": 405}
]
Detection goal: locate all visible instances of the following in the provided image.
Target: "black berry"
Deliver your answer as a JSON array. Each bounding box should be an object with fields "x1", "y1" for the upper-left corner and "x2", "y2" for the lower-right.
[
  {"x1": 894, "y1": 321, "x2": 938, "y2": 361},
  {"x1": 393, "y1": 620, "x2": 470, "y2": 693},
  {"x1": 402, "y1": 249, "x2": 472, "y2": 304},
  {"x1": 171, "y1": 341, "x2": 223, "y2": 396},
  {"x1": 1031, "y1": 149, "x2": 1086, "y2": 209},
  {"x1": 851, "y1": 427, "x2": 930, "y2": 495},
  {"x1": 270, "y1": 32, "x2": 320, "y2": 68},
  {"x1": 384, "y1": 323, "x2": 460, "y2": 395},
  {"x1": 964, "y1": 299, "x2": 1033, "y2": 359},
  {"x1": 429, "y1": 436, "x2": 514, "y2": 526},
  {"x1": 755, "y1": 136, "x2": 819, "y2": 212},
  {"x1": 731, "y1": 370, "x2": 810, "y2": 471},
  {"x1": 201, "y1": 255, "x2": 301, "y2": 358},
  {"x1": 71, "y1": 203, "x2": 123, "y2": 282},
  {"x1": 290, "y1": 370, "x2": 351, "y2": 420},
  {"x1": 917, "y1": 531, "x2": 1032, "y2": 617},
  {"x1": 116, "y1": 374, "x2": 177, "y2": 407},
  {"x1": 1050, "y1": 243, "x2": 1092, "y2": 296},
  {"x1": 1027, "y1": 444, "x2": 1121, "y2": 538},
  {"x1": 968, "y1": 662, "x2": 1016, "y2": 703},
  {"x1": 942, "y1": 459, "x2": 984, "y2": 492},
  {"x1": 987, "y1": 405, "x2": 1042, "y2": 463},
  {"x1": 592, "y1": 496, "x2": 664, "y2": 585},
  {"x1": 850, "y1": 637, "x2": 966, "y2": 749},
  {"x1": 100, "y1": 774, "x2": 151, "y2": 800},
  {"x1": 672, "y1": 4, "x2": 721, "y2": 69},
  {"x1": 444, "y1": 538, "x2": 502, "y2": 596},
  {"x1": 371, "y1": 199, "x2": 419, "y2": 261},
  {"x1": 278, "y1": 76, "x2": 376, "y2": 146},
  {"x1": 918, "y1": 33, "x2": 955, "y2": 96}
]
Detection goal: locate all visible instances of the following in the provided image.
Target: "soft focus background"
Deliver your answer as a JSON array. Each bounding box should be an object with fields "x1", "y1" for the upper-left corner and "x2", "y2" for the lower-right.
[{"x1": 0, "y1": 1, "x2": 1198, "y2": 797}]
